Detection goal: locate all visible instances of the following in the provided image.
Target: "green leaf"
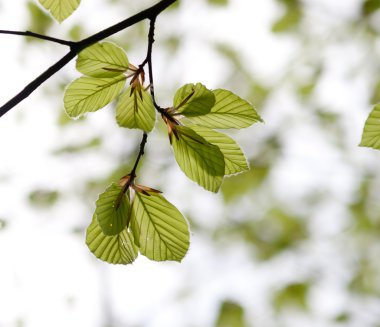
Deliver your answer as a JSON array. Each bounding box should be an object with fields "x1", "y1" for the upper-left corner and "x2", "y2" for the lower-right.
[
  {"x1": 188, "y1": 89, "x2": 263, "y2": 129},
  {"x1": 86, "y1": 215, "x2": 138, "y2": 265},
  {"x1": 130, "y1": 192, "x2": 190, "y2": 262},
  {"x1": 173, "y1": 83, "x2": 215, "y2": 117},
  {"x1": 171, "y1": 125, "x2": 225, "y2": 192},
  {"x1": 360, "y1": 104, "x2": 380, "y2": 150},
  {"x1": 76, "y1": 42, "x2": 129, "y2": 78},
  {"x1": 116, "y1": 85, "x2": 156, "y2": 132},
  {"x1": 189, "y1": 125, "x2": 249, "y2": 175},
  {"x1": 95, "y1": 183, "x2": 130, "y2": 236},
  {"x1": 64, "y1": 75, "x2": 126, "y2": 118},
  {"x1": 38, "y1": 0, "x2": 80, "y2": 23}
]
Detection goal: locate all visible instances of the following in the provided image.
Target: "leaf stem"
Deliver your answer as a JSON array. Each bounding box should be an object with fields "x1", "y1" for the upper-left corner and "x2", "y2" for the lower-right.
[{"x1": 116, "y1": 132, "x2": 148, "y2": 208}]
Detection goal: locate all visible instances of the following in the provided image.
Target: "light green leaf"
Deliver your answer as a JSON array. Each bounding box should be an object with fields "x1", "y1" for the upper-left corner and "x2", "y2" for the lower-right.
[
  {"x1": 95, "y1": 183, "x2": 130, "y2": 236},
  {"x1": 360, "y1": 104, "x2": 380, "y2": 150},
  {"x1": 130, "y1": 192, "x2": 190, "y2": 262},
  {"x1": 171, "y1": 125, "x2": 225, "y2": 192},
  {"x1": 189, "y1": 125, "x2": 249, "y2": 175},
  {"x1": 64, "y1": 75, "x2": 126, "y2": 118},
  {"x1": 86, "y1": 215, "x2": 138, "y2": 265},
  {"x1": 188, "y1": 89, "x2": 263, "y2": 129},
  {"x1": 116, "y1": 86, "x2": 156, "y2": 132},
  {"x1": 173, "y1": 83, "x2": 215, "y2": 117},
  {"x1": 38, "y1": 0, "x2": 80, "y2": 23},
  {"x1": 76, "y1": 42, "x2": 129, "y2": 78}
]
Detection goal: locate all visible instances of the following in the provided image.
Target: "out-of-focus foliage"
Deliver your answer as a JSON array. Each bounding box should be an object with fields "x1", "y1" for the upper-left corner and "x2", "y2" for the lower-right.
[
  {"x1": 208, "y1": 0, "x2": 229, "y2": 6},
  {"x1": 273, "y1": 282, "x2": 310, "y2": 312},
  {"x1": 27, "y1": 1, "x2": 52, "y2": 36},
  {"x1": 272, "y1": 0, "x2": 302, "y2": 33},
  {"x1": 215, "y1": 301, "x2": 246, "y2": 327},
  {"x1": 28, "y1": 190, "x2": 60, "y2": 208},
  {"x1": 0, "y1": 219, "x2": 7, "y2": 230},
  {"x1": 362, "y1": 0, "x2": 380, "y2": 16}
]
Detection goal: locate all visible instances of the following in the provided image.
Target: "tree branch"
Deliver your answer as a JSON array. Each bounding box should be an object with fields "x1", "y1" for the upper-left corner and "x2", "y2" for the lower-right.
[
  {"x1": 0, "y1": 0, "x2": 177, "y2": 118},
  {"x1": 0, "y1": 30, "x2": 75, "y2": 46},
  {"x1": 116, "y1": 132, "x2": 148, "y2": 207}
]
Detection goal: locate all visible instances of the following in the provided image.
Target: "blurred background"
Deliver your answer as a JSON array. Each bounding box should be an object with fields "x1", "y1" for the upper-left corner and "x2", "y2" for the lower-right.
[{"x1": 1, "y1": 0, "x2": 380, "y2": 326}]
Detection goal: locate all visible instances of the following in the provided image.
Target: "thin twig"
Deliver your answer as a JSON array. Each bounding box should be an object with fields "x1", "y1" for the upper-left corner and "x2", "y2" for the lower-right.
[
  {"x1": 116, "y1": 132, "x2": 148, "y2": 207},
  {"x1": 0, "y1": 0, "x2": 177, "y2": 118},
  {"x1": 0, "y1": 30, "x2": 75, "y2": 46}
]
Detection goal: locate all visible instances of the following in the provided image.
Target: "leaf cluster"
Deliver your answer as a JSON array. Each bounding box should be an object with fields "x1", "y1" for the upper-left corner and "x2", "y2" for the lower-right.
[
  {"x1": 87, "y1": 183, "x2": 189, "y2": 264},
  {"x1": 61, "y1": 41, "x2": 262, "y2": 264}
]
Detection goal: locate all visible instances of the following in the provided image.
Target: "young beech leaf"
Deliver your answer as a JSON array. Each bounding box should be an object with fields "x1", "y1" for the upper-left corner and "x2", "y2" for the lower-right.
[
  {"x1": 188, "y1": 89, "x2": 263, "y2": 129},
  {"x1": 130, "y1": 192, "x2": 190, "y2": 262},
  {"x1": 116, "y1": 85, "x2": 156, "y2": 132},
  {"x1": 173, "y1": 83, "x2": 215, "y2": 117},
  {"x1": 86, "y1": 215, "x2": 138, "y2": 265},
  {"x1": 171, "y1": 125, "x2": 225, "y2": 192},
  {"x1": 95, "y1": 183, "x2": 130, "y2": 236},
  {"x1": 76, "y1": 42, "x2": 129, "y2": 78},
  {"x1": 38, "y1": 0, "x2": 80, "y2": 23},
  {"x1": 189, "y1": 125, "x2": 249, "y2": 175},
  {"x1": 64, "y1": 75, "x2": 126, "y2": 118},
  {"x1": 360, "y1": 103, "x2": 380, "y2": 150}
]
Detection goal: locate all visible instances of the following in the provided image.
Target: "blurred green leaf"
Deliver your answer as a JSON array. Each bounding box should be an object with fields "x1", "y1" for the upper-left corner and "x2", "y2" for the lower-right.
[
  {"x1": 254, "y1": 209, "x2": 307, "y2": 260},
  {"x1": 334, "y1": 312, "x2": 350, "y2": 323},
  {"x1": 68, "y1": 24, "x2": 83, "y2": 41},
  {"x1": 273, "y1": 282, "x2": 310, "y2": 312},
  {"x1": 272, "y1": 0, "x2": 302, "y2": 33},
  {"x1": 28, "y1": 190, "x2": 59, "y2": 207},
  {"x1": 189, "y1": 125, "x2": 249, "y2": 175},
  {"x1": 215, "y1": 301, "x2": 246, "y2": 327},
  {"x1": 130, "y1": 192, "x2": 190, "y2": 262},
  {"x1": 27, "y1": 1, "x2": 52, "y2": 36},
  {"x1": 64, "y1": 75, "x2": 126, "y2": 118},
  {"x1": 362, "y1": 0, "x2": 380, "y2": 16},
  {"x1": 86, "y1": 215, "x2": 138, "y2": 265},
  {"x1": 249, "y1": 82, "x2": 270, "y2": 108},
  {"x1": 116, "y1": 85, "x2": 156, "y2": 132},
  {"x1": 349, "y1": 259, "x2": 380, "y2": 295},
  {"x1": 174, "y1": 83, "x2": 215, "y2": 117},
  {"x1": 221, "y1": 166, "x2": 269, "y2": 202},
  {"x1": 76, "y1": 42, "x2": 129, "y2": 78},
  {"x1": 0, "y1": 219, "x2": 7, "y2": 230},
  {"x1": 215, "y1": 208, "x2": 307, "y2": 260},
  {"x1": 53, "y1": 137, "x2": 101, "y2": 154},
  {"x1": 272, "y1": 9, "x2": 302, "y2": 33},
  {"x1": 188, "y1": 89, "x2": 263, "y2": 129},
  {"x1": 208, "y1": 0, "x2": 229, "y2": 6},
  {"x1": 171, "y1": 125, "x2": 225, "y2": 192},
  {"x1": 163, "y1": 36, "x2": 181, "y2": 53},
  {"x1": 38, "y1": 0, "x2": 81, "y2": 23},
  {"x1": 95, "y1": 183, "x2": 130, "y2": 236}
]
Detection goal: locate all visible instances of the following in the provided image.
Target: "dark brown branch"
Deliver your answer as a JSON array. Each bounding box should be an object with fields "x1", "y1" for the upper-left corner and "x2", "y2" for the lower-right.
[
  {"x1": 116, "y1": 132, "x2": 148, "y2": 207},
  {"x1": 0, "y1": 30, "x2": 75, "y2": 46},
  {"x1": 142, "y1": 17, "x2": 175, "y2": 124},
  {"x1": 0, "y1": 0, "x2": 177, "y2": 118}
]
